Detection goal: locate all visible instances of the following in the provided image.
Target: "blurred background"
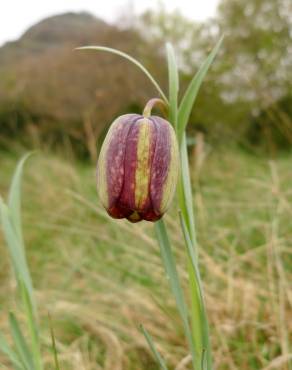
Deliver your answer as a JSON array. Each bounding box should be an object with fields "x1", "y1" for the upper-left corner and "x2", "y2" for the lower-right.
[
  {"x1": 0, "y1": 0, "x2": 291, "y2": 157},
  {"x1": 0, "y1": 0, "x2": 291, "y2": 369}
]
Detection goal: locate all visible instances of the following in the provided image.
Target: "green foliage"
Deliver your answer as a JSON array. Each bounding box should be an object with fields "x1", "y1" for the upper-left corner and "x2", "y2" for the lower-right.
[
  {"x1": 177, "y1": 36, "x2": 224, "y2": 144},
  {"x1": 1, "y1": 148, "x2": 291, "y2": 369},
  {"x1": 0, "y1": 155, "x2": 60, "y2": 370},
  {"x1": 8, "y1": 312, "x2": 36, "y2": 370},
  {"x1": 0, "y1": 333, "x2": 22, "y2": 369},
  {"x1": 155, "y1": 219, "x2": 196, "y2": 366},
  {"x1": 246, "y1": 95, "x2": 292, "y2": 152},
  {"x1": 140, "y1": 325, "x2": 168, "y2": 370},
  {"x1": 48, "y1": 314, "x2": 61, "y2": 370},
  {"x1": 0, "y1": 155, "x2": 43, "y2": 370}
]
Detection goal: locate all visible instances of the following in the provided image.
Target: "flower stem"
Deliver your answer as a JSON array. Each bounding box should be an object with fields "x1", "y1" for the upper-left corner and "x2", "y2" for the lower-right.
[
  {"x1": 177, "y1": 132, "x2": 213, "y2": 370},
  {"x1": 143, "y1": 98, "x2": 169, "y2": 118}
]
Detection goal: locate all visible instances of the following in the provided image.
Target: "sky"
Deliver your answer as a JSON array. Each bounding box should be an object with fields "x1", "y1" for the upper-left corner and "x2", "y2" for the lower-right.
[{"x1": 0, "y1": 0, "x2": 220, "y2": 46}]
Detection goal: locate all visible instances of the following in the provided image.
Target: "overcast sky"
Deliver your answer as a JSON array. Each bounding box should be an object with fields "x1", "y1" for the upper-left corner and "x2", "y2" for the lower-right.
[{"x1": 0, "y1": 0, "x2": 220, "y2": 46}]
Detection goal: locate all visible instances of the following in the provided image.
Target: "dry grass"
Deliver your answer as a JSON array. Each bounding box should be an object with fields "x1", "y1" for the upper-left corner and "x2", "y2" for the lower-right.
[{"x1": 0, "y1": 147, "x2": 291, "y2": 369}]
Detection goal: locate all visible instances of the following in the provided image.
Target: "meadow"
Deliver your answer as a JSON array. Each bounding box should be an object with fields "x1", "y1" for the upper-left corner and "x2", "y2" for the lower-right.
[
  {"x1": 1, "y1": 146, "x2": 291, "y2": 369},
  {"x1": 0, "y1": 0, "x2": 291, "y2": 367}
]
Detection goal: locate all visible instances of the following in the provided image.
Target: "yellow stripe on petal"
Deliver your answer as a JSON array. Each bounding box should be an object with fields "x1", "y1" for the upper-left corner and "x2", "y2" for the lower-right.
[
  {"x1": 134, "y1": 118, "x2": 152, "y2": 210},
  {"x1": 160, "y1": 125, "x2": 179, "y2": 213}
]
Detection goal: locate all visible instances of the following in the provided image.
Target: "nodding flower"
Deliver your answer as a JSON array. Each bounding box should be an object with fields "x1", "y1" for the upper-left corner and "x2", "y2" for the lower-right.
[{"x1": 96, "y1": 99, "x2": 179, "y2": 222}]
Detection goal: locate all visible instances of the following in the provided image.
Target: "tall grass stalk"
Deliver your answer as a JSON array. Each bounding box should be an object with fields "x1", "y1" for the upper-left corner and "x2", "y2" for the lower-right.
[{"x1": 0, "y1": 153, "x2": 44, "y2": 370}]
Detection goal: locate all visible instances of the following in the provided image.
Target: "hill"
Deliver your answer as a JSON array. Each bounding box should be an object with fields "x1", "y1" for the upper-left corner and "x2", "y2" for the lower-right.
[
  {"x1": 0, "y1": 12, "x2": 166, "y2": 159},
  {"x1": 0, "y1": 12, "x2": 108, "y2": 64}
]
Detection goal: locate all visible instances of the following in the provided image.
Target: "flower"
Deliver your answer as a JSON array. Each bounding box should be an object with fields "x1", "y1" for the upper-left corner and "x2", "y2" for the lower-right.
[{"x1": 97, "y1": 108, "x2": 179, "y2": 222}]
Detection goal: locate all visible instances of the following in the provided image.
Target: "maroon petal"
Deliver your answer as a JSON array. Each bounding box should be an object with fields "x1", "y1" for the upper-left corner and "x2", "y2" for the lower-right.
[{"x1": 149, "y1": 116, "x2": 172, "y2": 214}]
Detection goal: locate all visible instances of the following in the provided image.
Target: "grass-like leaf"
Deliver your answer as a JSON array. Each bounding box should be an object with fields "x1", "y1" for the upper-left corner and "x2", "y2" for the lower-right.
[
  {"x1": 202, "y1": 349, "x2": 207, "y2": 370},
  {"x1": 177, "y1": 36, "x2": 224, "y2": 142},
  {"x1": 48, "y1": 314, "x2": 61, "y2": 370},
  {"x1": 0, "y1": 201, "x2": 34, "y2": 303},
  {"x1": 0, "y1": 155, "x2": 43, "y2": 370},
  {"x1": 166, "y1": 43, "x2": 179, "y2": 128},
  {"x1": 180, "y1": 214, "x2": 212, "y2": 370},
  {"x1": 0, "y1": 154, "x2": 36, "y2": 311},
  {"x1": 76, "y1": 46, "x2": 168, "y2": 103},
  {"x1": 154, "y1": 219, "x2": 196, "y2": 367},
  {"x1": 179, "y1": 214, "x2": 203, "y2": 301},
  {"x1": 9, "y1": 313, "x2": 35, "y2": 370},
  {"x1": 140, "y1": 325, "x2": 168, "y2": 370},
  {"x1": 8, "y1": 153, "x2": 33, "y2": 246},
  {"x1": 179, "y1": 133, "x2": 197, "y2": 249},
  {"x1": 20, "y1": 283, "x2": 43, "y2": 370},
  {"x1": 0, "y1": 333, "x2": 23, "y2": 369}
]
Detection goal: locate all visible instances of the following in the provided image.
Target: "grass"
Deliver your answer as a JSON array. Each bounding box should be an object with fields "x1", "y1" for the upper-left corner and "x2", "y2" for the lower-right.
[{"x1": 0, "y1": 146, "x2": 291, "y2": 370}]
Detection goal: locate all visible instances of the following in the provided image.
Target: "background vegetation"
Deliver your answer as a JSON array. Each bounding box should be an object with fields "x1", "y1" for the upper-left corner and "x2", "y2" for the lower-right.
[
  {"x1": 0, "y1": 0, "x2": 291, "y2": 158},
  {"x1": 0, "y1": 0, "x2": 291, "y2": 368}
]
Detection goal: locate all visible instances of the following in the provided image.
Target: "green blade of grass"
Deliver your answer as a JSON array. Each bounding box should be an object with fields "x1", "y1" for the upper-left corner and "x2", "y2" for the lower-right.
[
  {"x1": 140, "y1": 325, "x2": 168, "y2": 370},
  {"x1": 202, "y1": 349, "x2": 207, "y2": 370},
  {"x1": 76, "y1": 46, "x2": 168, "y2": 103},
  {"x1": 20, "y1": 283, "x2": 43, "y2": 370},
  {"x1": 154, "y1": 220, "x2": 189, "y2": 325},
  {"x1": 179, "y1": 132, "x2": 197, "y2": 249},
  {"x1": 0, "y1": 333, "x2": 23, "y2": 370},
  {"x1": 1, "y1": 156, "x2": 42, "y2": 370},
  {"x1": 177, "y1": 36, "x2": 224, "y2": 142},
  {"x1": 5, "y1": 154, "x2": 37, "y2": 314},
  {"x1": 9, "y1": 313, "x2": 35, "y2": 370},
  {"x1": 166, "y1": 43, "x2": 179, "y2": 129},
  {"x1": 180, "y1": 213, "x2": 212, "y2": 370},
  {"x1": 8, "y1": 153, "x2": 33, "y2": 247},
  {"x1": 179, "y1": 214, "x2": 203, "y2": 300},
  {"x1": 154, "y1": 219, "x2": 196, "y2": 367},
  {"x1": 48, "y1": 314, "x2": 61, "y2": 370},
  {"x1": 0, "y1": 200, "x2": 34, "y2": 304}
]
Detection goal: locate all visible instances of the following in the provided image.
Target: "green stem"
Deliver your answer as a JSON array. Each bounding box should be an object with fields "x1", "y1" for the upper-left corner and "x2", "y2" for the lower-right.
[
  {"x1": 21, "y1": 284, "x2": 43, "y2": 370},
  {"x1": 155, "y1": 220, "x2": 197, "y2": 368},
  {"x1": 143, "y1": 98, "x2": 169, "y2": 118},
  {"x1": 148, "y1": 41, "x2": 213, "y2": 369},
  {"x1": 177, "y1": 132, "x2": 213, "y2": 370}
]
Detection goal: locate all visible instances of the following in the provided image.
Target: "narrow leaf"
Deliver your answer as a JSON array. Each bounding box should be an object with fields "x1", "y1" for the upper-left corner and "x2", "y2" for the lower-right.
[
  {"x1": 0, "y1": 333, "x2": 23, "y2": 369},
  {"x1": 166, "y1": 43, "x2": 179, "y2": 128},
  {"x1": 154, "y1": 219, "x2": 196, "y2": 366},
  {"x1": 177, "y1": 36, "x2": 224, "y2": 142},
  {"x1": 140, "y1": 325, "x2": 168, "y2": 370},
  {"x1": 180, "y1": 214, "x2": 213, "y2": 369},
  {"x1": 9, "y1": 313, "x2": 35, "y2": 370},
  {"x1": 48, "y1": 314, "x2": 61, "y2": 370},
  {"x1": 179, "y1": 214, "x2": 204, "y2": 307},
  {"x1": 0, "y1": 200, "x2": 34, "y2": 309},
  {"x1": 76, "y1": 46, "x2": 168, "y2": 103},
  {"x1": 180, "y1": 133, "x2": 197, "y2": 249},
  {"x1": 20, "y1": 282, "x2": 42, "y2": 370},
  {"x1": 8, "y1": 153, "x2": 33, "y2": 246},
  {"x1": 202, "y1": 348, "x2": 208, "y2": 370}
]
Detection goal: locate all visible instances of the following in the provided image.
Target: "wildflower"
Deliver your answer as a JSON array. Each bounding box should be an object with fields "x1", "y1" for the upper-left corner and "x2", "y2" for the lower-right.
[{"x1": 97, "y1": 101, "x2": 179, "y2": 222}]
